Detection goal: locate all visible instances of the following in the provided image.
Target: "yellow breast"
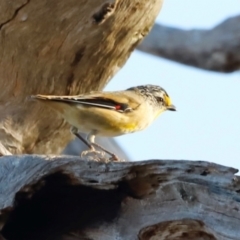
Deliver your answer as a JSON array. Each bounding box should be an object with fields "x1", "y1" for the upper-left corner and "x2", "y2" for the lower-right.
[{"x1": 117, "y1": 122, "x2": 138, "y2": 133}]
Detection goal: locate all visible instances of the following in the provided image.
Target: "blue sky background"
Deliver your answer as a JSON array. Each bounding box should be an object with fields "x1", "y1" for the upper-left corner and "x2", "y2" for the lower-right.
[{"x1": 105, "y1": 0, "x2": 240, "y2": 171}]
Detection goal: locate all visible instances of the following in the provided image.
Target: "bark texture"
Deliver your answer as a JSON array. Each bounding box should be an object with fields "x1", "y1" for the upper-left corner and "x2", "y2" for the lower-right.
[
  {"x1": 0, "y1": 0, "x2": 163, "y2": 155},
  {"x1": 137, "y1": 15, "x2": 240, "y2": 72},
  {"x1": 0, "y1": 156, "x2": 239, "y2": 239}
]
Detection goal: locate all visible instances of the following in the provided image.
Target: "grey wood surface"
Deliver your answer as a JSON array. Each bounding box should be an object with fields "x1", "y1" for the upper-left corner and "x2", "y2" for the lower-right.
[{"x1": 0, "y1": 156, "x2": 239, "y2": 239}]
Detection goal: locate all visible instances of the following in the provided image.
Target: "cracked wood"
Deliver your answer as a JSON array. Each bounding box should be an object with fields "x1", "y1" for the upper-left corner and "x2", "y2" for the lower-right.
[{"x1": 0, "y1": 156, "x2": 239, "y2": 239}]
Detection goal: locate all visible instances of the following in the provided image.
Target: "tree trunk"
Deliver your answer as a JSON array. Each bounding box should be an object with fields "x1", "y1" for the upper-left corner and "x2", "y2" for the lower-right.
[
  {"x1": 0, "y1": 156, "x2": 239, "y2": 239},
  {"x1": 0, "y1": 0, "x2": 163, "y2": 155}
]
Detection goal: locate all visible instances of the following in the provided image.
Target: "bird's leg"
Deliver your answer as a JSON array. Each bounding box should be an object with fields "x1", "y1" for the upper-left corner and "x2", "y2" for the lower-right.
[
  {"x1": 87, "y1": 133, "x2": 119, "y2": 161},
  {"x1": 71, "y1": 128, "x2": 104, "y2": 158},
  {"x1": 70, "y1": 126, "x2": 93, "y2": 149},
  {"x1": 70, "y1": 127, "x2": 119, "y2": 161}
]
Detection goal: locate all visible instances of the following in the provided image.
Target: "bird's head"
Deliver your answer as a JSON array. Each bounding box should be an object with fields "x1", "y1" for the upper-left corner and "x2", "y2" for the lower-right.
[{"x1": 128, "y1": 84, "x2": 176, "y2": 112}]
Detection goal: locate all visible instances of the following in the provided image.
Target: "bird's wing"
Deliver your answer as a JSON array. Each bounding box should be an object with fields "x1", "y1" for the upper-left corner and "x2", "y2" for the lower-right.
[{"x1": 31, "y1": 92, "x2": 140, "y2": 113}]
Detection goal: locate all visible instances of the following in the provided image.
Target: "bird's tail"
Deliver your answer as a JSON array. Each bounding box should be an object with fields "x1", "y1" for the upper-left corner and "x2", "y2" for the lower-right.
[
  {"x1": 31, "y1": 94, "x2": 66, "y2": 101},
  {"x1": 30, "y1": 94, "x2": 71, "y2": 114}
]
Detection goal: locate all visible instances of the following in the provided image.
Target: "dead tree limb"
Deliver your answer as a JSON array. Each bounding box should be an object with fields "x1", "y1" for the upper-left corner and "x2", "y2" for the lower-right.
[
  {"x1": 137, "y1": 15, "x2": 240, "y2": 72},
  {"x1": 0, "y1": 0, "x2": 163, "y2": 155},
  {"x1": 0, "y1": 156, "x2": 239, "y2": 239}
]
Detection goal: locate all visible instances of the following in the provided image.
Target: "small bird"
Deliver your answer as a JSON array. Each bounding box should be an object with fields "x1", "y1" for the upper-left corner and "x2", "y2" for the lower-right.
[{"x1": 31, "y1": 84, "x2": 176, "y2": 160}]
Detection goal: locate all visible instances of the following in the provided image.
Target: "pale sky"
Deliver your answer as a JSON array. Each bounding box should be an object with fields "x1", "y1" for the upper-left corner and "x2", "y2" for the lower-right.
[{"x1": 105, "y1": 0, "x2": 240, "y2": 171}]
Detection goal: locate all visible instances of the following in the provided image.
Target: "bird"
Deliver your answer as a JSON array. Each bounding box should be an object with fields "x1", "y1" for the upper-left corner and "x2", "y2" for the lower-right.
[{"x1": 31, "y1": 84, "x2": 176, "y2": 161}]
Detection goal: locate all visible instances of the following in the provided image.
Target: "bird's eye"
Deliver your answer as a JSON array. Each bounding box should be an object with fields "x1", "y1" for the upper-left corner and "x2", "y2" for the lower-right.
[{"x1": 157, "y1": 97, "x2": 164, "y2": 102}]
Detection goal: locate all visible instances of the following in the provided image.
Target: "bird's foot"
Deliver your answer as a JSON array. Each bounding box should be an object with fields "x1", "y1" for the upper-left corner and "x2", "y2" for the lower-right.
[
  {"x1": 90, "y1": 143, "x2": 122, "y2": 162},
  {"x1": 108, "y1": 154, "x2": 120, "y2": 161},
  {"x1": 80, "y1": 148, "x2": 106, "y2": 161}
]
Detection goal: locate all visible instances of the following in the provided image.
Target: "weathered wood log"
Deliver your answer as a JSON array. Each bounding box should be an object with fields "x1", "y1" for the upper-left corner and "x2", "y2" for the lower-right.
[
  {"x1": 138, "y1": 15, "x2": 240, "y2": 72},
  {"x1": 0, "y1": 156, "x2": 239, "y2": 239},
  {"x1": 0, "y1": 0, "x2": 163, "y2": 155}
]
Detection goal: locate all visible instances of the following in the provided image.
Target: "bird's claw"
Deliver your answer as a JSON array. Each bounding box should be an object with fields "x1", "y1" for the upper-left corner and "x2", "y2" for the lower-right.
[
  {"x1": 109, "y1": 154, "x2": 120, "y2": 161},
  {"x1": 81, "y1": 149, "x2": 105, "y2": 159},
  {"x1": 80, "y1": 147, "x2": 125, "y2": 162}
]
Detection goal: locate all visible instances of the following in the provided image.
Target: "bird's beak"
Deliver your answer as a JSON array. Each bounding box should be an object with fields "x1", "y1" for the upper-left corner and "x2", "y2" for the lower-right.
[{"x1": 167, "y1": 104, "x2": 176, "y2": 111}]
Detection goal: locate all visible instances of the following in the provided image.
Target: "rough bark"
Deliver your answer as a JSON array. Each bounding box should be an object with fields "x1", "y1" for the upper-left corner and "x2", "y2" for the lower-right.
[
  {"x1": 0, "y1": 156, "x2": 239, "y2": 239},
  {"x1": 0, "y1": 0, "x2": 163, "y2": 155},
  {"x1": 137, "y1": 15, "x2": 240, "y2": 72}
]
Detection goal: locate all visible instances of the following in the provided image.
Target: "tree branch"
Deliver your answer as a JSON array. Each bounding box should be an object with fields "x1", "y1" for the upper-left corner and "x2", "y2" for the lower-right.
[
  {"x1": 137, "y1": 15, "x2": 240, "y2": 72},
  {"x1": 0, "y1": 156, "x2": 239, "y2": 239}
]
